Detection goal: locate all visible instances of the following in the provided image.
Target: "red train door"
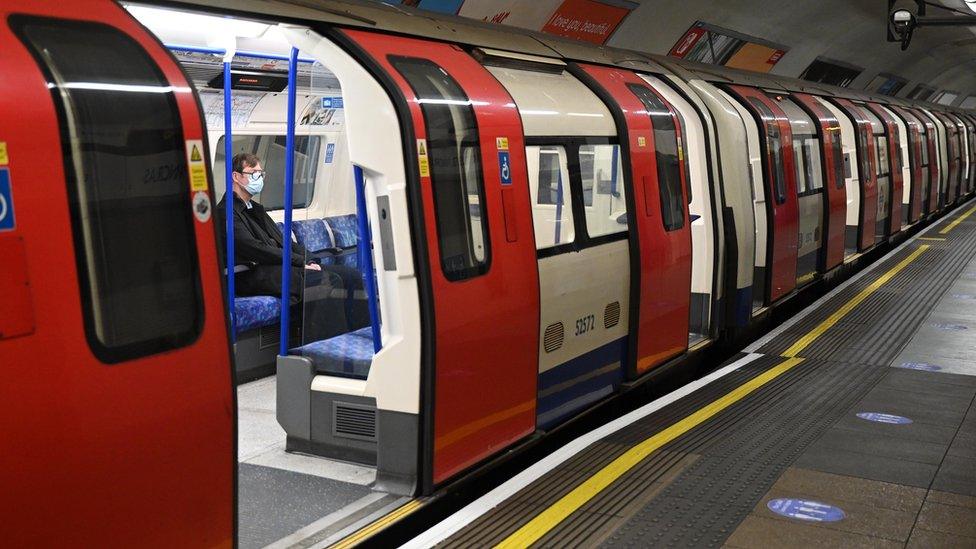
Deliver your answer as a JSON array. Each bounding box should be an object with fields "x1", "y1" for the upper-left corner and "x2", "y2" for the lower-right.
[
  {"x1": 832, "y1": 98, "x2": 879, "y2": 250},
  {"x1": 890, "y1": 106, "x2": 925, "y2": 223},
  {"x1": 339, "y1": 30, "x2": 539, "y2": 487},
  {"x1": 727, "y1": 86, "x2": 798, "y2": 303},
  {"x1": 867, "y1": 103, "x2": 904, "y2": 235},
  {"x1": 1, "y1": 2, "x2": 234, "y2": 546},
  {"x1": 793, "y1": 93, "x2": 846, "y2": 271},
  {"x1": 573, "y1": 64, "x2": 692, "y2": 376}
]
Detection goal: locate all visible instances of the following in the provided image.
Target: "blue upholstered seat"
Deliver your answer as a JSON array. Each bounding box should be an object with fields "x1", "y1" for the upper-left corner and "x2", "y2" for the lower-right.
[
  {"x1": 290, "y1": 327, "x2": 375, "y2": 379},
  {"x1": 292, "y1": 219, "x2": 336, "y2": 253},
  {"x1": 234, "y1": 296, "x2": 280, "y2": 334},
  {"x1": 326, "y1": 214, "x2": 359, "y2": 249}
]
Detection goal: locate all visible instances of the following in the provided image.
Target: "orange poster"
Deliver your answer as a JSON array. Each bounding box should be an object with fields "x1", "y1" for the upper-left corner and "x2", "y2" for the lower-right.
[{"x1": 541, "y1": 0, "x2": 632, "y2": 45}]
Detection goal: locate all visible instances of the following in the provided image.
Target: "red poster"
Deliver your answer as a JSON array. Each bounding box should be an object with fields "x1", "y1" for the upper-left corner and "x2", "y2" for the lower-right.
[
  {"x1": 541, "y1": 0, "x2": 632, "y2": 45},
  {"x1": 669, "y1": 25, "x2": 707, "y2": 58}
]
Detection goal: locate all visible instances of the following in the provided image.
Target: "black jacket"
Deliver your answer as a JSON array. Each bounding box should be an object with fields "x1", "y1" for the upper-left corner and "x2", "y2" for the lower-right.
[{"x1": 216, "y1": 194, "x2": 306, "y2": 304}]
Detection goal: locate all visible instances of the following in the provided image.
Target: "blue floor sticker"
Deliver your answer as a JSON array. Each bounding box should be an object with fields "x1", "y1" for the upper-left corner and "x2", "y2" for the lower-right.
[
  {"x1": 897, "y1": 362, "x2": 942, "y2": 372},
  {"x1": 857, "y1": 412, "x2": 913, "y2": 424},
  {"x1": 931, "y1": 322, "x2": 968, "y2": 331},
  {"x1": 951, "y1": 294, "x2": 976, "y2": 300},
  {"x1": 767, "y1": 498, "x2": 845, "y2": 522}
]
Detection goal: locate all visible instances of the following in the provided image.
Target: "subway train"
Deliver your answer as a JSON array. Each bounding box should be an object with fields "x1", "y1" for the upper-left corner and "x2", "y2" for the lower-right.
[{"x1": 2, "y1": 0, "x2": 974, "y2": 545}]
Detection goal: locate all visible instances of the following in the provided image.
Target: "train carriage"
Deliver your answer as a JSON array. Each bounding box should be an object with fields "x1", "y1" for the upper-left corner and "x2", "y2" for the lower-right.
[{"x1": 2, "y1": 1, "x2": 975, "y2": 545}]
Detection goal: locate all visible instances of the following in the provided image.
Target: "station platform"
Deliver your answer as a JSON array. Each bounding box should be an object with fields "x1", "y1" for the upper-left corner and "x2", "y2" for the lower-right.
[{"x1": 399, "y1": 202, "x2": 976, "y2": 548}]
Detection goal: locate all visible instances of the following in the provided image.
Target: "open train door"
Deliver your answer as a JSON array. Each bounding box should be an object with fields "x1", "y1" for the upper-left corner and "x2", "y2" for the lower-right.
[
  {"x1": 572, "y1": 64, "x2": 692, "y2": 376},
  {"x1": 0, "y1": 1, "x2": 234, "y2": 546},
  {"x1": 335, "y1": 30, "x2": 540, "y2": 490},
  {"x1": 726, "y1": 86, "x2": 799, "y2": 303},
  {"x1": 792, "y1": 93, "x2": 846, "y2": 272}
]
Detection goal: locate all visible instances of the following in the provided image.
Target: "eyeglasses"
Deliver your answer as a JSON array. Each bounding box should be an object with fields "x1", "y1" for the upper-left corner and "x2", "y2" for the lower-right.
[{"x1": 237, "y1": 170, "x2": 265, "y2": 181}]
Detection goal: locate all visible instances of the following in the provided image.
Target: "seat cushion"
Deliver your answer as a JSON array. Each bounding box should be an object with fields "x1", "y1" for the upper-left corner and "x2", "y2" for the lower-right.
[
  {"x1": 234, "y1": 296, "x2": 280, "y2": 334},
  {"x1": 326, "y1": 214, "x2": 359, "y2": 249},
  {"x1": 290, "y1": 330, "x2": 374, "y2": 379},
  {"x1": 292, "y1": 219, "x2": 335, "y2": 253}
]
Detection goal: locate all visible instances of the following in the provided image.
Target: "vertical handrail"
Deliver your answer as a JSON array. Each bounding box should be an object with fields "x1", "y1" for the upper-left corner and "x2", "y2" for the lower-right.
[
  {"x1": 223, "y1": 58, "x2": 236, "y2": 342},
  {"x1": 354, "y1": 165, "x2": 382, "y2": 353},
  {"x1": 279, "y1": 47, "x2": 299, "y2": 356},
  {"x1": 554, "y1": 165, "x2": 564, "y2": 245}
]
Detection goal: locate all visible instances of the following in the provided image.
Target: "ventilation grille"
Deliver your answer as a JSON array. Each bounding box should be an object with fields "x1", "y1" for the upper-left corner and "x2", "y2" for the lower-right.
[
  {"x1": 259, "y1": 324, "x2": 279, "y2": 349},
  {"x1": 543, "y1": 323, "x2": 564, "y2": 353},
  {"x1": 604, "y1": 302, "x2": 621, "y2": 329},
  {"x1": 333, "y1": 402, "x2": 377, "y2": 441}
]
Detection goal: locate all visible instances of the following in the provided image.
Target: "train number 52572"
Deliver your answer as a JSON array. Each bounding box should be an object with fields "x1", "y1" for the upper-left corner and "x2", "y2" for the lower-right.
[{"x1": 575, "y1": 314, "x2": 596, "y2": 336}]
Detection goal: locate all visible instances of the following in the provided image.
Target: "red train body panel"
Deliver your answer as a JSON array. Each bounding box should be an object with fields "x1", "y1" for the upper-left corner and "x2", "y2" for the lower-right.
[{"x1": 0, "y1": 1, "x2": 234, "y2": 546}]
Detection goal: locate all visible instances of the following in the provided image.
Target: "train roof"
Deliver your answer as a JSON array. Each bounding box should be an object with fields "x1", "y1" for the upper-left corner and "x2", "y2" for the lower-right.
[{"x1": 159, "y1": 0, "x2": 972, "y2": 116}]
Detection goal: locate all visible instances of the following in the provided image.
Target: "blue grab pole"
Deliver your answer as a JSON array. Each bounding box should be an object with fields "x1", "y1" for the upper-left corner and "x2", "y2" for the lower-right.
[
  {"x1": 354, "y1": 165, "x2": 382, "y2": 353},
  {"x1": 554, "y1": 167, "x2": 564, "y2": 245},
  {"x1": 610, "y1": 145, "x2": 619, "y2": 196},
  {"x1": 223, "y1": 60, "x2": 236, "y2": 342},
  {"x1": 279, "y1": 47, "x2": 299, "y2": 356}
]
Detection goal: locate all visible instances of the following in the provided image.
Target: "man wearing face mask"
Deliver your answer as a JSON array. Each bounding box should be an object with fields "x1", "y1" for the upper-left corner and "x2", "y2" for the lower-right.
[{"x1": 216, "y1": 152, "x2": 320, "y2": 307}]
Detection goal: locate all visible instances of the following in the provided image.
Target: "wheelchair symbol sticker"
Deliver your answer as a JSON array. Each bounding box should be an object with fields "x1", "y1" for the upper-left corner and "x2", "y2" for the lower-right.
[
  {"x1": 0, "y1": 168, "x2": 15, "y2": 232},
  {"x1": 498, "y1": 151, "x2": 512, "y2": 185}
]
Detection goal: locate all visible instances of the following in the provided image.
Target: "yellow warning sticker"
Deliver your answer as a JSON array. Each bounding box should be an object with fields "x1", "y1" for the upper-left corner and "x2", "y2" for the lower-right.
[
  {"x1": 637, "y1": 136, "x2": 646, "y2": 148},
  {"x1": 496, "y1": 137, "x2": 509, "y2": 150},
  {"x1": 185, "y1": 139, "x2": 208, "y2": 191},
  {"x1": 678, "y1": 144, "x2": 684, "y2": 162},
  {"x1": 0, "y1": 142, "x2": 8, "y2": 165},
  {"x1": 417, "y1": 139, "x2": 430, "y2": 178}
]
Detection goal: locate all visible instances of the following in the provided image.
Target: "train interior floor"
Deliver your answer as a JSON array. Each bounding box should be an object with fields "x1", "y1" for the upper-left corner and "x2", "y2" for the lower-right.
[{"x1": 406, "y1": 201, "x2": 976, "y2": 548}]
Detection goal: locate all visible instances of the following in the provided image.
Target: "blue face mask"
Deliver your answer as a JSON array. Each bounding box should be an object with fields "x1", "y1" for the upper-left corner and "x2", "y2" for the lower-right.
[{"x1": 243, "y1": 173, "x2": 264, "y2": 196}]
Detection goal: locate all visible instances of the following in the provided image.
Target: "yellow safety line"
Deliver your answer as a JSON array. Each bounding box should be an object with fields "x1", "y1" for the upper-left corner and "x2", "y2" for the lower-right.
[
  {"x1": 939, "y1": 204, "x2": 976, "y2": 235},
  {"x1": 495, "y1": 239, "x2": 935, "y2": 547},
  {"x1": 918, "y1": 237, "x2": 946, "y2": 241},
  {"x1": 781, "y1": 245, "x2": 929, "y2": 357},
  {"x1": 329, "y1": 499, "x2": 423, "y2": 549},
  {"x1": 493, "y1": 356, "x2": 804, "y2": 549}
]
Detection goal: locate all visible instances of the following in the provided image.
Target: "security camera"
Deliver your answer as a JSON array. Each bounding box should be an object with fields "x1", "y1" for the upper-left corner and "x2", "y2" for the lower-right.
[{"x1": 890, "y1": 8, "x2": 916, "y2": 50}]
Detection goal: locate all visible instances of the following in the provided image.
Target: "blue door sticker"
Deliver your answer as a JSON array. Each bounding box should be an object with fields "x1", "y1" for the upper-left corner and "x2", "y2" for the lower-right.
[
  {"x1": 498, "y1": 151, "x2": 512, "y2": 185},
  {"x1": 767, "y1": 498, "x2": 845, "y2": 522},
  {"x1": 897, "y1": 362, "x2": 942, "y2": 372},
  {"x1": 322, "y1": 96, "x2": 343, "y2": 109},
  {"x1": 325, "y1": 143, "x2": 335, "y2": 164},
  {"x1": 0, "y1": 168, "x2": 15, "y2": 232},
  {"x1": 857, "y1": 412, "x2": 913, "y2": 424}
]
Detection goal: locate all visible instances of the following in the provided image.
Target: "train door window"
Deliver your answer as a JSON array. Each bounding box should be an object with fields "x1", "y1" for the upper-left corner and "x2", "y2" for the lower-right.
[
  {"x1": 831, "y1": 135, "x2": 845, "y2": 189},
  {"x1": 876, "y1": 136, "x2": 890, "y2": 177},
  {"x1": 626, "y1": 83, "x2": 685, "y2": 231},
  {"x1": 213, "y1": 135, "x2": 321, "y2": 210},
  {"x1": 796, "y1": 137, "x2": 824, "y2": 193},
  {"x1": 858, "y1": 128, "x2": 872, "y2": 180},
  {"x1": 746, "y1": 98, "x2": 788, "y2": 204},
  {"x1": 13, "y1": 17, "x2": 203, "y2": 362},
  {"x1": 579, "y1": 144, "x2": 627, "y2": 238},
  {"x1": 390, "y1": 56, "x2": 490, "y2": 280},
  {"x1": 527, "y1": 145, "x2": 574, "y2": 249},
  {"x1": 920, "y1": 132, "x2": 930, "y2": 167}
]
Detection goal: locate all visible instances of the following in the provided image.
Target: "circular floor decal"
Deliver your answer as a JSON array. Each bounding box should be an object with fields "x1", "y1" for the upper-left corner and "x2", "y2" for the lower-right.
[
  {"x1": 931, "y1": 322, "x2": 968, "y2": 331},
  {"x1": 767, "y1": 498, "x2": 845, "y2": 522},
  {"x1": 857, "y1": 412, "x2": 913, "y2": 425}
]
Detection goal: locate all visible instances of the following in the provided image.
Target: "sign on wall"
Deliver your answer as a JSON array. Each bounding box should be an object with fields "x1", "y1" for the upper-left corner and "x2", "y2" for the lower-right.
[
  {"x1": 669, "y1": 21, "x2": 788, "y2": 74},
  {"x1": 541, "y1": 0, "x2": 632, "y2": 44}
]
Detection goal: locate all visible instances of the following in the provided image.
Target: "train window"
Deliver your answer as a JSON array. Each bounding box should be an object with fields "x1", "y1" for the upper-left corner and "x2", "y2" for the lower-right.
[
  {"x1": 527, "y1": 145, "x2": 574, "y2": 249},
  {"x1": 746, "y1": 98, "x2": 787, "y2": 204},
  {"x1": 627, "y1": 84, "x2": 685, "y2": 231},
  {"x1": 13, "y1": 17, "x2": 203, "y2": 363},
  {"x1": 831, "y1": 136, "x2": 845, "y2": 190},
  {"x1": 390, "y1": 56, "x2": 490, "y2": 280},
  {"x1": 214, "y1": 135, "x2": 320, "y2": 210},
  {"x1": 920, "y1": 133, "x2": 930, "y2": 166},
  {"x1": 794, "y1": 137, "x2": 823, "y2": 193},
  {"x1": 579, "y1": 144, "x2": 627, "y2": 238},
  {"x1": 876, "y1": 136, "x2": 890, "y2": 176},
  {"x1": 858, "y1": 128, "x2": 872, "y2": 182}
]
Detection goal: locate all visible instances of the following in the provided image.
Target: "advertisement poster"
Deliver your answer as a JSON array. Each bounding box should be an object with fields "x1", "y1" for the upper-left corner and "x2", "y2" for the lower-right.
[
  {"x1": 540, "y1": 0, "x2": 632, "y2": 44},
  {"x1": 458, "y1": 0, "x2": 563, "y2": 28}
]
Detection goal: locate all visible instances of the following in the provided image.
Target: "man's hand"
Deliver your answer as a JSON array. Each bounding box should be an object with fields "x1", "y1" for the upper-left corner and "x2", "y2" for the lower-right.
[{"x1": 305, "y1": 262, "x2": 322, "y2": 271}]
